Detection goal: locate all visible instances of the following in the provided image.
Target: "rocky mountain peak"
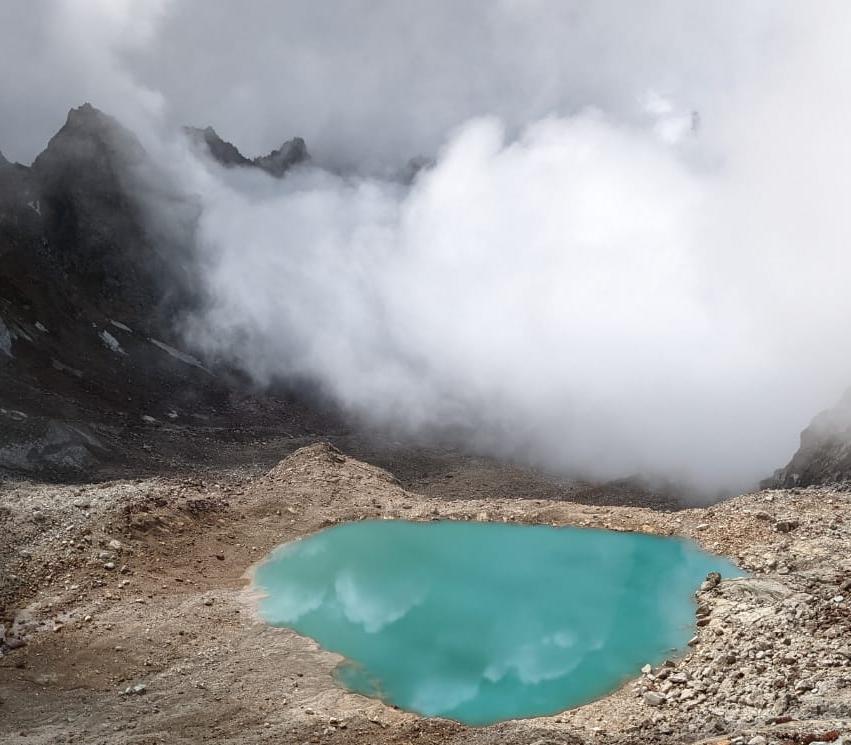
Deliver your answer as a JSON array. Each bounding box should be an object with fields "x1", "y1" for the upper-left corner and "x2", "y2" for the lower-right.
[
  {"x1": 183, "y1": 125, "x2": 251, "y2": 167},
  {"x1": 64, "y1": 101, "x2": 104, "y2": 128},
  {"x1": 184, "y1": 125, "x2": 308, "y2": 177},
  {"x1": 35, "y1": 103, "x2": 145, "y2": 177},
  {"x1": 252, "y1": 137, "x2": 308, "y2": 177}
]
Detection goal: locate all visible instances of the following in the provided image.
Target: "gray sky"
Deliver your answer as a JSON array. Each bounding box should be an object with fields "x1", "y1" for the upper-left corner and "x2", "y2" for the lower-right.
[{"x1": 1, "y1": 1, "x2": 781, "y2": 167}]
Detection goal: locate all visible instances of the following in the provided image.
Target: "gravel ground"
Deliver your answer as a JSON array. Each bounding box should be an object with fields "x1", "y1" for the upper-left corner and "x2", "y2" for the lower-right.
[{"x1": 1, "y1": 443, "x2": 849, "y2": 744}]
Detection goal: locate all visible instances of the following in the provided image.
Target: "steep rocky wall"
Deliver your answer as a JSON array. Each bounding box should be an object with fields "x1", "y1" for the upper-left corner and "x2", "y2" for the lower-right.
[
  {"x1": 0, "y1": 105, "x2": 322, "y2": 477},
  {"x1": 766, "y1": 388, "x2": 851, "y2": 487}
]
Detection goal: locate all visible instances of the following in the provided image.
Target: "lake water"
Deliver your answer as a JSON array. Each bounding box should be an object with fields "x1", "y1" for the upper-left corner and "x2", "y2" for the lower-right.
[{"x1": 253, "y1": 520, "x2": 739, "y2": 725}]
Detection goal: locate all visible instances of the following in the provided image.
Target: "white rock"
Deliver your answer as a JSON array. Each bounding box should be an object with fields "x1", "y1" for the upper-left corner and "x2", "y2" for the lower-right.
[{"x1": 99, "y1": 329, "x2": 126, "y2": 356}]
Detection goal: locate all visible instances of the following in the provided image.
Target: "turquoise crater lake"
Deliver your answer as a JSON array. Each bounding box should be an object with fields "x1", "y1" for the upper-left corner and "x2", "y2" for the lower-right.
[{"x1": 254, "y1": 520, "x2": 739, "y2": 725}]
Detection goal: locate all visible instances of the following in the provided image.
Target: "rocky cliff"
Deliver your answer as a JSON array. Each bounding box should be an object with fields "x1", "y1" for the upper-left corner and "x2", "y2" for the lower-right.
[
  {"x1": 0, "y1": 104, "x2": 322, "y2": 477},
  {"x1": 183, "y1": 124, "x2": 308, "y2": 176},
  {"x1": 766, "y1": 388, "x2": 851, "y2": 487}
]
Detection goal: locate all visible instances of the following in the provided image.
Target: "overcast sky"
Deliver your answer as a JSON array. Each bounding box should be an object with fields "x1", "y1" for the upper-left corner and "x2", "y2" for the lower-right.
[{"x1": 1, "y1": 0, "x2": 784, "y2": 168}]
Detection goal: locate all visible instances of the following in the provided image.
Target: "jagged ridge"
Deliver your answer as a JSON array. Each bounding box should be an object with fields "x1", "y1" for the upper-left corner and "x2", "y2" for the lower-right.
[{"x1": 183, "y1": 125, "x2": 308, "y2": 176}]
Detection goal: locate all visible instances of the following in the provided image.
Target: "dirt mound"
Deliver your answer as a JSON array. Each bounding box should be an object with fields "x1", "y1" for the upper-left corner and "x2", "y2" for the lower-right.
[{"x1": 265, "y1": 442, "x2": 400, "y2": 487}]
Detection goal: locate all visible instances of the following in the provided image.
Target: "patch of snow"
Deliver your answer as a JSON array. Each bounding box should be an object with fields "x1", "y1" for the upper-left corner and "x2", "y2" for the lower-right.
[
  {"x1": 166, "y1": 410, "x2": 179, "y2": 419},
  {"x1": 141, "y1": 414, "x2": 157, "y2": 424},
  {"x1": 0, "y1": 316, "x2": 12, "y2": 357},
  {"x1": 149, "y1": 338, "x2": 209, "y2": 372},
  {"x1": 110, "y1": 320, "x2": 132, "y2": 333},
  {"x1": 35, "y1": 321, "x2": 48, "y2": 333},
  {"x1": 99, "y1": 329, "x2": 126, "y2": 356},
  {"x1": 27, "y1": 199, "x2": 41, "y2": 215},
  {"x1": 0, "y1": 408, "x2": 28, "y2": 421},
  {"x1": 8, "y1": 322, "x2": 31, "y2": 343}
]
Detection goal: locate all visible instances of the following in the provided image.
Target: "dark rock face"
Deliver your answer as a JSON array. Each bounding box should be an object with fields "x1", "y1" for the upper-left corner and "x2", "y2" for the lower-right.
[
  {"x1": 31, "y1": 103, "x2": 191, "y2": 322},
  {"x1": 252, "y1": 137, "x2": 308, "y2": 177},
  {"x1": 184, "y1": 125, "x2": 252, "y2": 168},
  {"x1": 765, "y1": 389, "x2": 851, "y2": 487},
  {"x1": 0, "y1": 104, "x2": 322, "y2": 478},
  {"x1": 184, "y1": 125, "x2": 308, "y2": 176}
]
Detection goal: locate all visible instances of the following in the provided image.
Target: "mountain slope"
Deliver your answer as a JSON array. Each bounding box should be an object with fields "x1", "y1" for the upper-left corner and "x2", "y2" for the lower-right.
[
  {"x1": 766, "y1": 387, "x2": 851, "y2": 486},
  {"x1": 0, "y1": 104, "x2": 323, "y2": 477}
]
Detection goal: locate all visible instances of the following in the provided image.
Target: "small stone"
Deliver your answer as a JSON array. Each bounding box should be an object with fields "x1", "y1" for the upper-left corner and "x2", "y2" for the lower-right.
[
  {"x1": 700, "y1": 572, "x2": 722, "y2": 591},
  {"x1": 103, "y1": 562, "x2": 115, "y2": 571},
  {"x1": 643, "y1": 691, "x2": 666, "y2": 706},
  {"x1": 775, "y1": 519, "x2": 799, "y2": 533},
  {"x1": 203, "y1": 598, "x2": 213, "y2": 607},
  {"x1": 107, "y1": 539, "x2": 122, "y2": 551},
  {"x1": 641, "y1": 664, "x2": 652, "y2": 674},
  {"x1": 747, "y1": 737, "x2": 767, "y2": 745}
]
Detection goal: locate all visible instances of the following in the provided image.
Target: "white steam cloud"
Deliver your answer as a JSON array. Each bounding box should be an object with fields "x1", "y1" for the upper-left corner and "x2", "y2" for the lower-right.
[
  {"x1": 5, "y1": 2, "x2": 851, "y2": 494},
  {"x1": 180, "y1": 98, "x2": 851, "y2": 495}
]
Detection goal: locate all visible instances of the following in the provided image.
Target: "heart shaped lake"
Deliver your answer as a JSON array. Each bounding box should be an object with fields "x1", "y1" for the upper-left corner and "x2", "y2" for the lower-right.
[{"x1": 253, "y1": 520, "x2": 739, "y2": 725}]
